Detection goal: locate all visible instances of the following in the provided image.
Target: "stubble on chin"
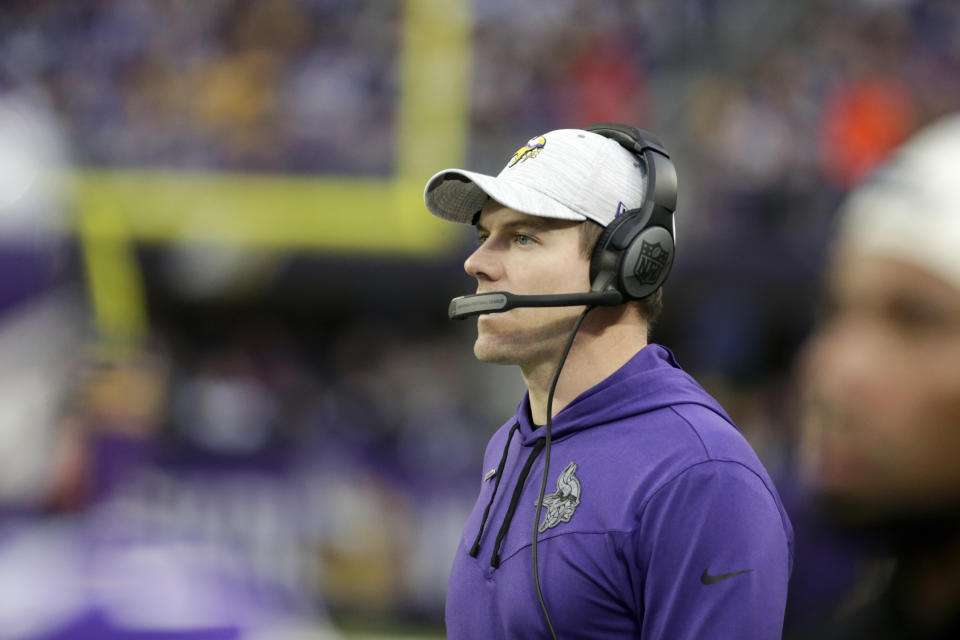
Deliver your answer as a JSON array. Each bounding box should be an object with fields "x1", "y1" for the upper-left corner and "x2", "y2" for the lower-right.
[
  {"x1": 473, "y1": 335, "x2": 523, "y2": 365},
  {"x1": 472, "y1": 315, "x2": 577, "y2": 366}
]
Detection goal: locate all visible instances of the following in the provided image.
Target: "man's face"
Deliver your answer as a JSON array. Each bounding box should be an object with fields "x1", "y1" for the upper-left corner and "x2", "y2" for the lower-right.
[
  {"x1": 799, "y1": 252, "x2": 960, "y2": 522},
  {"x1": 464, "y1": 201, "x2": 591, "y2": 368}
]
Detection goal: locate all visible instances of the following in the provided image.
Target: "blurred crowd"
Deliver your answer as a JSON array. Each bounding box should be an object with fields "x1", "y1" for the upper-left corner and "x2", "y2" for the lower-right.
[
  {"x1": 0, "y1": 0, "x2": 401, "y2": 174},
  {"x1": 1, "y1": 0, "x2": 960, "y2": 636},
  {"x1": 0, "y1": 293, "x2": 521, "y2": 636}
]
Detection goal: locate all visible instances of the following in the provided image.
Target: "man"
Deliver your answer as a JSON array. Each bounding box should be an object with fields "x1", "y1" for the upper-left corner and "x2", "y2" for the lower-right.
[
  {"x1": 423, "y1": 125, "x2": 793, "y2": 639},
  {"x1": 796, "y1": 112, "x2": 960, "y2": 639}
]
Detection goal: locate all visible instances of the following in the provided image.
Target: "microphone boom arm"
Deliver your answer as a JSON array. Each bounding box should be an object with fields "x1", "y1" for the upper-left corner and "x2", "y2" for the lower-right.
[{"x1": 448, "y1": 290, "x2": 623, "y2": 320}]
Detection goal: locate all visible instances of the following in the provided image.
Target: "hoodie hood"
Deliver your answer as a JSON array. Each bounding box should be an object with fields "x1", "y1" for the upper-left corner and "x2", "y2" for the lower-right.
[{"x1": 515, "y1": 344, "x2": 732, "y2": 445}]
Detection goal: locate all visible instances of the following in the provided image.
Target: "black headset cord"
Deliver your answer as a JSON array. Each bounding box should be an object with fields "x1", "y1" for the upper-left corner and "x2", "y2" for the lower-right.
[{"x1": 532, "y1": 304, "x2": 596, "y2": 640}]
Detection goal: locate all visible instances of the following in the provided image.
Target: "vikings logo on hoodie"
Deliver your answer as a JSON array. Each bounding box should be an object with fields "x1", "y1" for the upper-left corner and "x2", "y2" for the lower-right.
[{"x1": 538, "y1": 461, "x2": 582, "y2": 532}]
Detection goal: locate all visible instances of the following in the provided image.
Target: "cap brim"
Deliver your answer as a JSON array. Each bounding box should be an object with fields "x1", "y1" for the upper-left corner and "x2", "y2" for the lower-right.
[{"x1": 424, "y1": 169, "x2": 587, "y2": 224}]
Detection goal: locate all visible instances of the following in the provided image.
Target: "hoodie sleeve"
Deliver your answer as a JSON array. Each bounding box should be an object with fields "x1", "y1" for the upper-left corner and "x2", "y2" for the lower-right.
[{"x1": 626, "y1": 459, "x2": 792, "y2": 640}]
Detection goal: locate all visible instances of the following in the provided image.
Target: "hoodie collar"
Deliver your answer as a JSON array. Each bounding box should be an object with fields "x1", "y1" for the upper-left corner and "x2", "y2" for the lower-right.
[{"x1": 514, "y1": 344, "x2": 731, "y2": 445}]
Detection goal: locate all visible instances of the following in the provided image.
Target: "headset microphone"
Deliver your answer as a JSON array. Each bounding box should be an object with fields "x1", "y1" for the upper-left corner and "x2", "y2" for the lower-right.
[{"x1": 448, "y1": 289, "x2": 623, "y2": 320}]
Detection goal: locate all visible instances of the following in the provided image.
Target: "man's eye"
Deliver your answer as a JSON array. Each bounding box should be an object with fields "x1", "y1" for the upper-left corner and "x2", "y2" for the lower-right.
[
  {"x1": 476, "y1": 234, "x2": 488, "y2": 245},
  {"x1": 885, "y1": 298, "x2": 953, "y2": 334},
  {"x1": 514, "y1": 233, "x2": 533, "y2": 246}
]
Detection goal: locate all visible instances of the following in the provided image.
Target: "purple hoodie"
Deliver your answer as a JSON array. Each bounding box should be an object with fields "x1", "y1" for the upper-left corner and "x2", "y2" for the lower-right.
[{"x1": 446, "y1": 344, "x2": 793, "y2": 639}]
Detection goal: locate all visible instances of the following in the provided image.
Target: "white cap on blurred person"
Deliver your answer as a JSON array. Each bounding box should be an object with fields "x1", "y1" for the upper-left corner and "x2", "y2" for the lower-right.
[
  {"x1": 423, "y1": 128, "x2": 647, "y2": 227},
  {"x1": 837, "y1": 112, "x2": 960, "y2": 292}
]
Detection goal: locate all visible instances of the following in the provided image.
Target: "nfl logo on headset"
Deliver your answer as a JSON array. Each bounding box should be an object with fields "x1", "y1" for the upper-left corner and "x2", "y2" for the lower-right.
[{"x1": 635, "y1": 240, "x2": 669, "y2": 285}]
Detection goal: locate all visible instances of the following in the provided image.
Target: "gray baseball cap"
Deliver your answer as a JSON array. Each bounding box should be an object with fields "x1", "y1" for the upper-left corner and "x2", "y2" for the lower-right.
[{"x1": 424, "y1": 128, "x2": 647, "y2": 227}]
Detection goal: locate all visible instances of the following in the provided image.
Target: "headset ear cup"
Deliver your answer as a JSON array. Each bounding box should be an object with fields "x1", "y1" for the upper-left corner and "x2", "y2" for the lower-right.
[
  {"x1": 589, "y1": 212, "x2": 674, "y2": 301},
  {"x1": 589, "y1": 218, "x2": 623, "y2": 288},
  {"x1": 619, "y1": 226, "x2": 674, "y2": 300},
  {"x1": 585, "y1": 122, "x2": 678, "y2": 300}
]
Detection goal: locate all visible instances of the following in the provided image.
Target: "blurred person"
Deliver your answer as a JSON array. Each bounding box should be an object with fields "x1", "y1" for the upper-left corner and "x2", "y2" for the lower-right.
[
  {"x1": 0, "y1": 348, "x2": 334, "y2": 640},
  {"x1": 423, "y1": 124, "x2": 793, "y2": 639},
  {"x1": 795, "y1": 112, "x2": 960, "y2": 639}
]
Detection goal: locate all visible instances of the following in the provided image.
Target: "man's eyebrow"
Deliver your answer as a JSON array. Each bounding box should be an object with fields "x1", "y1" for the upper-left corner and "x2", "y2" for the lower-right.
[{"x1": 474, "y1": 217, "x2": 556, "y2": 234}]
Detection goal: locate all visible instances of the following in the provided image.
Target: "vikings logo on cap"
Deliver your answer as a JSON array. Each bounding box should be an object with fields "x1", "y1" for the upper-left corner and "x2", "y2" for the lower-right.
[{"x1": 507, "y1": 135, "x2": 547, "y2": 168}]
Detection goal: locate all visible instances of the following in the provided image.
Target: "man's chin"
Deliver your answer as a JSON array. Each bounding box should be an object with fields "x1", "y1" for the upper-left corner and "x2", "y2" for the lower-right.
[
  {"x1": 473, "y1": 342, "x2": 520, "y2": 365},
  {"x1": 471, "y1": 312, "x2": 577, "y2": 366}
]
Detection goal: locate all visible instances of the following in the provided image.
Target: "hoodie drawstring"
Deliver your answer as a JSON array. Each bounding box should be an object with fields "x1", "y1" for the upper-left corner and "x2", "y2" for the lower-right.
[
  {"x1": 491, "y1": 437, "x2": 545, "y2": 568},
  {"x1": 469, "y1": 423, "x2": 520, "y2": 558}
]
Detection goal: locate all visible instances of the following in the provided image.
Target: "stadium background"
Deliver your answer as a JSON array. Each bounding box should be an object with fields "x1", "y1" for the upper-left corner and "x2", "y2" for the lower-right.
[{"x1": 0, "y1": 0, "x2": 958, "y2": 637}]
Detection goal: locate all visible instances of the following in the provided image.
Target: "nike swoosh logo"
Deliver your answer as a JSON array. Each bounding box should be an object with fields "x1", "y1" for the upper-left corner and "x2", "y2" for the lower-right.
[{"x1": 700, "y1": 568, "x2": 753, "y2": 585}]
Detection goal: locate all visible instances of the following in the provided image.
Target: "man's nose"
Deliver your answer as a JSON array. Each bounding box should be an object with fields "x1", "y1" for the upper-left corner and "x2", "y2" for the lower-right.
[
  {"x1": 804, "y1": 319, "x2": 881, "y2": 406},
  {"x1": 464, "y1": 243, "x2": 499, "y2": 283}
]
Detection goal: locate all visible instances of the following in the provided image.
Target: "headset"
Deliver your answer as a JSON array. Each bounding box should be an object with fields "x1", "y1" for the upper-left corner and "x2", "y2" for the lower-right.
[
  {"x1": 585, "y1": 122, "x2": 677, "y2": 302},
  {"x1": 448, "y1": 123, "x2": 678, "y2": 638},
  {"x1": 447, "y1": 122, "x2": 677, "y2": 320}
]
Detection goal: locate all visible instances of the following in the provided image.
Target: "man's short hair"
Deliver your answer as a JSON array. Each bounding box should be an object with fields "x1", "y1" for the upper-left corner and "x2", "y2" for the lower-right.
[{"x1": 579, "y1": 219, "x2": 664, "y2": 331}]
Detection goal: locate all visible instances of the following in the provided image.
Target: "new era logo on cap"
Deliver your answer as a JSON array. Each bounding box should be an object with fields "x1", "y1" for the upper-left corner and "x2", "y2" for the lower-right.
[{"x1": 424, "y1": 128, "x2": 647, "y2": 228}]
